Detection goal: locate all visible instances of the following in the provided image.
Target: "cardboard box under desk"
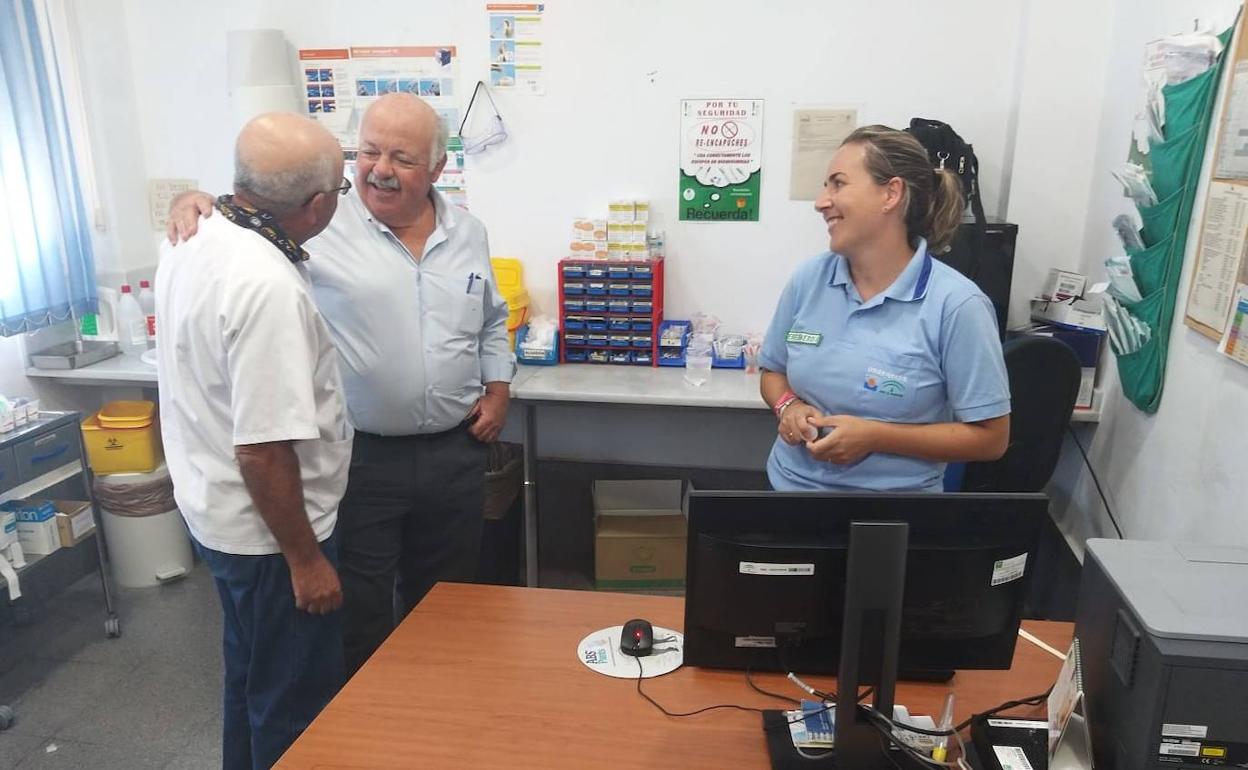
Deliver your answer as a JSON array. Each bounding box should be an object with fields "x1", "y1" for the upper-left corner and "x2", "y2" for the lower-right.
[
  {"x1": 593, "y1": 480, "x2": 686, "y2": 591},
  {"x1": 53, "y1": 500, "x2": 96, "y2": 548}
]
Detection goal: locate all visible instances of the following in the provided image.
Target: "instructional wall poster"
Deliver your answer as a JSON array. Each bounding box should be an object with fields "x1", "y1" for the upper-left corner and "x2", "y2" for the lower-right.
[
  {"x1": 1217, "y1": 285, "x2": 1248, "y2": 366},
  {"x1": 1186, "y1": 180, "x2": 1248, "y2": 332},
  {"x1": 680, "y1": 99, "x2": 764, "y2": 222},
  {"x1": 790, "y1": 108, "x2": 857, "y2": 200},
  {"x1": 299, "y1": 48, "x2": 354, "y2": 147},
  {"x1": 486, "y1": 3, "x2": 546, "y2": 94},
  {"x1": 299, "y1": 46, "x2": 459, "y2": 153}
]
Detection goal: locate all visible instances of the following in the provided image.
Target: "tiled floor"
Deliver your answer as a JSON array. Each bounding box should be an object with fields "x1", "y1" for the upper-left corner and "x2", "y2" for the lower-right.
[{"x1": 0, "y1": 565, "x2": 223, "y2": 769}]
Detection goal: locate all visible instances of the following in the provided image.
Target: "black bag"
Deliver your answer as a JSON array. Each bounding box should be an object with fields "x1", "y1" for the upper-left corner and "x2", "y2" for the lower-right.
[{"x1": 905, "y1": 118, "x2": 987, "y2": 225}]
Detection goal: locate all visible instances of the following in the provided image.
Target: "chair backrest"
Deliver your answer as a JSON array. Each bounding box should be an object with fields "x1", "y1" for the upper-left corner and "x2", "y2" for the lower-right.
[{"x1": 960, "y1": 335, "x2": 1082, "y2": 492}]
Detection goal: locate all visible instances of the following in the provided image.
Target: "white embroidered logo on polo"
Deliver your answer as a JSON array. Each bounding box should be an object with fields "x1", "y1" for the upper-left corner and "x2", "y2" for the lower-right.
[{"x1": 864, "y1": 366, "x2": 907, "y2": 398}]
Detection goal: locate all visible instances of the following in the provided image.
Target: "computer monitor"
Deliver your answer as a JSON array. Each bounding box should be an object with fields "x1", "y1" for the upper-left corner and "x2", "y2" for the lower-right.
[{"x1": 682, "y1": 490, "x2": 1048, "y2": 678}]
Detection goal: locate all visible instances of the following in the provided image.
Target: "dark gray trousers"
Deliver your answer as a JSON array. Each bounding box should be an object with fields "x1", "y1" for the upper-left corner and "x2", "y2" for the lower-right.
[{"x1": 338, "y1": 425, "x2": 486, "y2": 675}]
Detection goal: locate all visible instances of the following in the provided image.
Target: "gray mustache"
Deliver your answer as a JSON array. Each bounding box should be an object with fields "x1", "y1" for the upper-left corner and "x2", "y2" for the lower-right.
[{"x1": 366, "y1": 171, "x2": 400, "y2": 190}]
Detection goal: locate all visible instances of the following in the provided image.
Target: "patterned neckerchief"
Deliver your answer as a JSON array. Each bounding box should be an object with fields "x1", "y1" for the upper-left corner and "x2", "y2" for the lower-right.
[{"x1": 214, "y1": 195, "x2": 309, "y2": 264}]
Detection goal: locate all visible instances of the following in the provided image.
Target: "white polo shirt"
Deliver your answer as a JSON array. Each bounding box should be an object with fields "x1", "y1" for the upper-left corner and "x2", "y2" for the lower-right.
[{"x1": 155, "y1": 214, "x2": 353, "y2": 555}]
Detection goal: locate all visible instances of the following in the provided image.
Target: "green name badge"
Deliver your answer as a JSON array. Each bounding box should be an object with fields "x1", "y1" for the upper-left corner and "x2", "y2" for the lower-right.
[{"x1": 785, "y1": 330, "x2": 822, "y2": 345}]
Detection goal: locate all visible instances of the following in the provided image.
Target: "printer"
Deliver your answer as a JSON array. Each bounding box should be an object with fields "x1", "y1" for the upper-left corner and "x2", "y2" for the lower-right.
[{"x1": 1076, "y1": 539, "x2": 1248, "y2": 769}]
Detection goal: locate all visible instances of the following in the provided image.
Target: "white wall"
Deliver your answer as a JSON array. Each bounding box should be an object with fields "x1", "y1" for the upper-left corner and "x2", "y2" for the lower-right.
[
  {"x1": 105, "y1": 0, "x2": 1026, "y2": 333},
  {"x1": 1045, "y1": 0, "x2": 1248, "y2": 550}
]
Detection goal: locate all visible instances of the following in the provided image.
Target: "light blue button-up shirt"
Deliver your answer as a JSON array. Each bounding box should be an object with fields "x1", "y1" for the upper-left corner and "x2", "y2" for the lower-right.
[
  {"x1": 759, "y1": 238, "x2": 1009, "y2": 493},
  {"x1": 305, "y1": 188, "x2": 515, "y2": 435}
]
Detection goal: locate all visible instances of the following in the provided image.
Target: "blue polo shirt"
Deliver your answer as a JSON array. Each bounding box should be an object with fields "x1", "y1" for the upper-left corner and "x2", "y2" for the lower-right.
[{"x1": 759, "y1": 238, "x2": 1009, "y2": 492}]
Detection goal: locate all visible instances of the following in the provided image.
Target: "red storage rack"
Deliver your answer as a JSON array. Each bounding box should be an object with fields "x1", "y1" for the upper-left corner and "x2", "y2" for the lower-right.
[{"x1": 558, "y1": 258, "x2": 664, "y2": 365}]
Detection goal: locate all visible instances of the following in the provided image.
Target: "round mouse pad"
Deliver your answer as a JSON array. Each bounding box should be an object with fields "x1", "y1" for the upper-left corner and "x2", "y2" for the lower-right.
[{"x1": 577, "y1": 625, "x2": 684, "y2": 679}]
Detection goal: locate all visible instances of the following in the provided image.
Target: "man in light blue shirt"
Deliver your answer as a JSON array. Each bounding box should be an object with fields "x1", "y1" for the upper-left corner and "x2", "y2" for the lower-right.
[{"x1": 170, "y1": 94, "x2": 516, "y2": 675}]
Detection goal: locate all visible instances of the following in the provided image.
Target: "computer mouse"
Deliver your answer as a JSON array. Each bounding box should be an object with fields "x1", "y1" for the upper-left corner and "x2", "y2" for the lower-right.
[{"x1": 620, "y1": 618, "x2": 654, "y2": 657}]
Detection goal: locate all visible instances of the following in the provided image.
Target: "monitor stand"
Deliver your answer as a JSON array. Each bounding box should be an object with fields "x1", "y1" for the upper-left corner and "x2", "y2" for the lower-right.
[
  {"x1": 833, "y1": 521, "x2": 911, "y2": 768},
  {"x1": 762, "y1": 521, "x2": 927, "y2": 769}
]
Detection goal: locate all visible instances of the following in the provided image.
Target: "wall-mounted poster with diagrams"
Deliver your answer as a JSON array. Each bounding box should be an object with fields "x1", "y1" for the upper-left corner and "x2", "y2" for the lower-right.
[{"x1": 679, "y1": 99, "x2": 764, "y2": 222}]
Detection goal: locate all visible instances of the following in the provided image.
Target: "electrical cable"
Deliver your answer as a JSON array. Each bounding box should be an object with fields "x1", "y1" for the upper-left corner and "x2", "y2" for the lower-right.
[
  {"x1": 745, "y1": 667, "x2": 802, "y2": 705},
  {"x1": 635, "y1": 657, "x2": 768, "y2": 718},
  {"x1": 1068, "y1": 426, "x2": 1125, "y2": 538}
]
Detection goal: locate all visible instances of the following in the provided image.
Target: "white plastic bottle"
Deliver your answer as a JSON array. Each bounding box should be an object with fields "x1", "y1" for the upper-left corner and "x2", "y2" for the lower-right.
[
  {"x1": 137, "y1": 279, "x2": 156, "y2": 348},
  {"x1": 116, "y1": 284, "x2": 147, "y2": 356}
]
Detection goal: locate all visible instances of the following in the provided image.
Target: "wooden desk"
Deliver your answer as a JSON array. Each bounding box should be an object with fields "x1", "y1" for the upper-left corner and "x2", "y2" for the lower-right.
[{"x1": 279, "y1": 584, "x2": 1072, "y2": 769}]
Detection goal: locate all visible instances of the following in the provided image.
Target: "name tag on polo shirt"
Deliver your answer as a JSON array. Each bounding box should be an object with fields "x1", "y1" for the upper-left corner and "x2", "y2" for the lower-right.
[{"x1": 785, "y1": 330, "x2": 822, "y2": 345}]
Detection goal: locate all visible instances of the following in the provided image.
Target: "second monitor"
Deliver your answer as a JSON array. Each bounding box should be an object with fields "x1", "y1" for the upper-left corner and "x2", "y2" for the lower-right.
[{"x1": 682, "y1": 490, "x2": 1048, "y2": 678}]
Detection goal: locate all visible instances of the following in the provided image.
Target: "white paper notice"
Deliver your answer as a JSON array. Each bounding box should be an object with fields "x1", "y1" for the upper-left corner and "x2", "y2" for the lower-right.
[
  {"x1": 1216, "y1": 284, "x2": 1248, "y2": 366},
  {"x1": 790, "y1": 109, "x2": 857, "y2": 200},
  {"x1": 1187, "y1": 181, "x2": 1248, "y2": 332},
  {"x1": 1216, "y1": 62, "x2": 1248, "y2": 180}
]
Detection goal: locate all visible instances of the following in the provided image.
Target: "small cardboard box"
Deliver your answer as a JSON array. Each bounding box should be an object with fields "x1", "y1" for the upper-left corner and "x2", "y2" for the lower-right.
[
  {"x1": 53, "y1": 500, "x2": 96, "y2": 547},
  {"x1": 1040, "y1": 269, "x2": 1087, "y2": 302},
  {"x1": 17, "y1": 518, "x2": 59, "y2": 555},
  {"x1": 593, "y1": 480, "x2": 686, "y2": 591}
]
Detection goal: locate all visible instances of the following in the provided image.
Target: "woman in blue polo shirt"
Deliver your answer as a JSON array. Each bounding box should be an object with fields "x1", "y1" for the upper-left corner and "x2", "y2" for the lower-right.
[{"x1": 759, "y1": 125, "x2": 1009, "y2": 492}]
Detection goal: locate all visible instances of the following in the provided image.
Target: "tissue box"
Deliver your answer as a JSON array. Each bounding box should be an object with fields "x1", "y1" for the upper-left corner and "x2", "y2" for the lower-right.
[
  {"x1": 609, "y1": 200, "x2": 635, "y2": 223},
  {"x1": 1030, "y1": 298, "x2": 1106, "y2": 332}
]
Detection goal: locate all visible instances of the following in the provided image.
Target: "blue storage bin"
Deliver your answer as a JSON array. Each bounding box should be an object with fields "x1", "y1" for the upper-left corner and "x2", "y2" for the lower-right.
[
  {"x1": 631, "y1": 284, "x2": 653, "y2": 297},
  {"x1": 632, "y1": 300, "x2": 653, "y2": 313},
  {"x1": 632, "y1": 265, "x2": 653, "y2": 279},
  {"x1": 658, "y1": 348, "x2": 686, "y2": 366},
  {"x1": 587, "y1": 334, "x2": 610, "y2": 348},
  {"x1": 609, "y1": 335, "x2": 631, "y2": 348},
  {"x1": 608, "y1": 266, "x2": 632, "y2": 280},
  {"x1": 712, "y1": 350, "x2": 745, "y2": 369},
  {"x1": 585, "y1": 299, "x2": 608, "y2": 312},
  {"x1": 564, "y1": 299, "x2": 585, "y2": 312},
  {"x1": 585, "y1": 316, "x2": 608, "y2": 331},
  {"x1": 631, "y1": 335, "x2": 652, "y2": 349},
  {"x1": 587, "y1": 282, "x2": 608, "y2": 296},
  {"x1": 608, "y1": 300, "x2": 631, "y2": 314},
  {"x1": 634, "y1": 352, "x2": 654, "y2": 366},
  {"x1": 631, "y1": 318, "x2": 653, "y2": 333},
  {"x1": 657, "y1": 320, "x2": 690, "y2": 367},
  {"x1": 586, "y1": 266, "x2": 608, "y2": 279},
  {"x1": 587, "y1": 350, "x2": 609, "y2": 363},
  {"x1": 566, "y1": 350, "x2": 588, "y2": 363},
  {"x1": 609, "y1": 351, "x2": 632, "y2": 364},
  {"x1": 564, "y1": 316, "x2": 587, "y2": 331},
  {"x1": 608, "y1": 318, "x2": 631, "y2": 332},
  {"x1": 562, "y1": 264, "x2": 586, "y2": 278},
  {"x1": 564, "y1": 332, "x2": 587, "y2": 345},
  {"x1": 563, "y1": 282, "x2": 585, "y2": 296},
  {"x1": 515, "y1": 325, "x2": 558, "y2": 366},
  {"x1": 609, "y1": 283, "x2": 631, "y2": 296}
]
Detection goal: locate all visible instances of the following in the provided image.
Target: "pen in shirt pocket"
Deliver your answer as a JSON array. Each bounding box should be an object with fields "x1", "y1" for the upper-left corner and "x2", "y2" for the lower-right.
[{"x1": 466, "y1": 272, "x2": 483, "y2": 293}]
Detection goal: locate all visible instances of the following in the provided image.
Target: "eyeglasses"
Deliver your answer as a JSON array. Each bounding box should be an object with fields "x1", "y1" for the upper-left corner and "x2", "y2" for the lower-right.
[
  {"x1": 303, "y1": 176, "x2": 352, "y2": 206},
  {"x1": 459, "y1": 81, "x2": 508, "y2": 156}
]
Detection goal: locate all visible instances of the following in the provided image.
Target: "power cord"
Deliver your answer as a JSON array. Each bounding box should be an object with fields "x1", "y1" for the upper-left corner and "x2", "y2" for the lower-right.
[
  {"x1": 1067, "y1": 426, "x2": 1125, "y2": 539},
  {"x1": 635, "y1": 657, "x2": 769, "y2": 718}
]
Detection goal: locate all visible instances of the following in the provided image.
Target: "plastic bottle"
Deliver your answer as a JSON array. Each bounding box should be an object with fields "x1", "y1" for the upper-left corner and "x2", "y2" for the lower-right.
[
  {"x1": 116, "y1": 284, "x2": 147, "y2": 356},
  {"x1": 137, "y1": 280, "x2": 156, "y2": 348}
]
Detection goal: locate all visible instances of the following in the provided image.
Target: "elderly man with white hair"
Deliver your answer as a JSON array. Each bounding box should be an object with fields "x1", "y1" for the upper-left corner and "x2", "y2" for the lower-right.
[
  {"x1": 157, "y1": 112, "x2": 352, "y2": 768},
  {"x1": 170, "y1": 93, "x2": 515, "y2": 677}
]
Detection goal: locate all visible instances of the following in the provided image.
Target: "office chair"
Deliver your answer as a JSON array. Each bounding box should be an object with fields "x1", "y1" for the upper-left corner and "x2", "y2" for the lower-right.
[
  {"x1": 958, "y1": 335, "x2": 1083, "y2": 621},
  {"x1": 959, "y1": 335, "x2": 1082, "y2": 493}
]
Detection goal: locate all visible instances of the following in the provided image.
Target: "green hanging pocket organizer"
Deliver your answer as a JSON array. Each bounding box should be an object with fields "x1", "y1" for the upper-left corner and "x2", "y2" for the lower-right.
[
  {"x1": 1112, "y1": 21, "x2": 1235, "y2": 414},
  {"x1": 1128, "y1": 233, "x2": 1176, "y2": 296},
  {"x1": 1162, "y1": 66, "x2": 1220, "y2": 136},
  {"x1": 1148, "y1": 125, "x2": 1201, "y2": 201},
  {"x1": 1138, "y1": 189, "x2": 1183, "y2": 248}
]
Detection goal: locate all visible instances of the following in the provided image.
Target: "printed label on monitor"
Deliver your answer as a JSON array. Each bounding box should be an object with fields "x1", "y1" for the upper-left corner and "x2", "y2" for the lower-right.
[
  {"x1": 739, "y1": 561, "x2": 815, "y2": 576},
  {"x1": 1158, "y1": 739, "x2": 1201, "y2": 757},
  {"x1": 1162, "y1": 724, "x2": 1208, "y2": 739},
  {"x1": 734, "y1": 636, "x2": 777, "y2": 648},
  {"x1": 992, "y1": 745, "x2": 1036, "y2": 770},
  {"x1": 991, "y1": 553, "x2": 1028, "y2": 586}
]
